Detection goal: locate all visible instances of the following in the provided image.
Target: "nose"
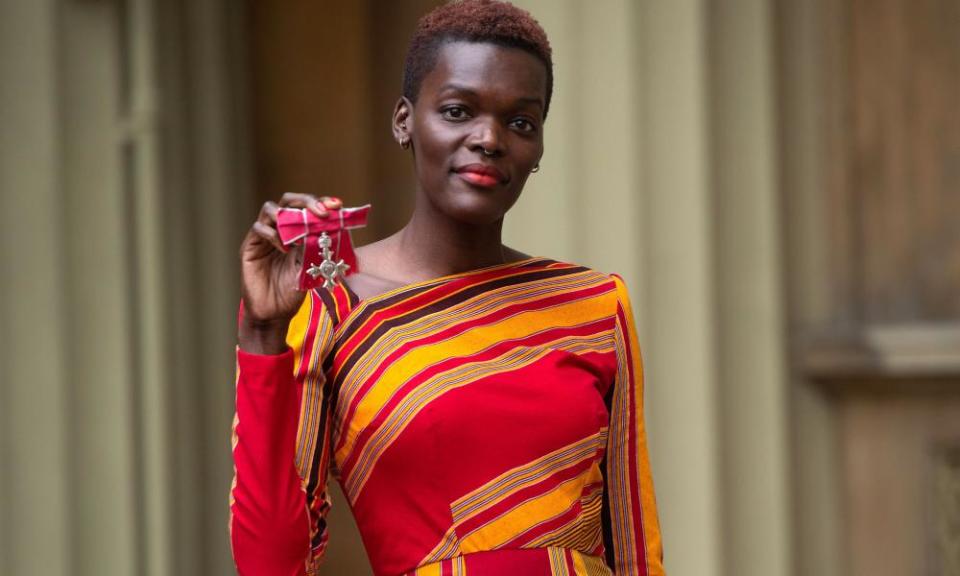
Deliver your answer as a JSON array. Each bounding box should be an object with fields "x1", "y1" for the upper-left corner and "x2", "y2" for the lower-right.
[{"x1": 467, "y1": 118, "x2": 504, "y2": 157}]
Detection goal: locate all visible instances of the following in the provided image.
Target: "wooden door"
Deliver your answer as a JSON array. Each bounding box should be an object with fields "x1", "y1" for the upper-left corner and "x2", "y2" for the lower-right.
[{"x1": 788, "y1": 0, "x2": 960, "y2": 574}]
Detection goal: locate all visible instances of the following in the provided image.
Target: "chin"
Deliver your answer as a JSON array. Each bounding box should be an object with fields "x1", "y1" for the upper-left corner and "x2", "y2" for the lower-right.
[
  {"x1": 445, "y1": 199, "x2": 508, "y2": 226},
  {"x1": 440, "y1": 189, "x2": 517, "y2": 226}
]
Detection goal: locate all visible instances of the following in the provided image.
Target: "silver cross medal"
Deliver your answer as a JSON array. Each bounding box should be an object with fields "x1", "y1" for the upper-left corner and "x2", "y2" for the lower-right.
[{"x1": 307, "y1": 232, "x2": 350, "y2": 290}]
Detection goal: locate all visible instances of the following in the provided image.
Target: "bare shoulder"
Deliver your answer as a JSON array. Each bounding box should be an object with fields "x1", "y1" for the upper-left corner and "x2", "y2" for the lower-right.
[
  {"x1": 502, "y1": 245, "x2": 532, "y2": 262},
  {"x1": 344, "y1": 239, "x2": 405, "y2": 301},
  {"x1": 352, "y1": 238, "x2": 395, "y2": 276}
]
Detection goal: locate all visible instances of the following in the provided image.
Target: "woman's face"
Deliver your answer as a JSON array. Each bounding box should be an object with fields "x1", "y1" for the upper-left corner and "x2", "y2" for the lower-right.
[{"x1": 395, "y1": 41, "x2": 547, "y2": 226}]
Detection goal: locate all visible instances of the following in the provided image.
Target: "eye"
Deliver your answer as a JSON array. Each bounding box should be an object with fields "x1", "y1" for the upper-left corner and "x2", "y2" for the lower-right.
[
  {"x1": 511, "y1": 118, "x2": 537, "y2": 133},
  {"x1": 441, "y1": 105, "x2": 470, "y2": 121}
]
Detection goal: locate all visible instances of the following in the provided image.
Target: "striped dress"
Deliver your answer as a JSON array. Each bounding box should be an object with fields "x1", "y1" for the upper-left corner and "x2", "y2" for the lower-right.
[{"x1": 230, "y1": 257, "x2": 665, "y2": 576}]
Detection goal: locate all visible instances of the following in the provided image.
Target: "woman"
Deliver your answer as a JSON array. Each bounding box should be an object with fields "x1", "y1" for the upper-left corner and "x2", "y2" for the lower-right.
[{"x1": 230, "y1": 1, "x2": 665, "y2": 574}]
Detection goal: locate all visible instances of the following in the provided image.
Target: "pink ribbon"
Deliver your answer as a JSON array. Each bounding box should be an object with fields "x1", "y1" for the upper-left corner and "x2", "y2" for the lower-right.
[{"x1": 276, "y1": 204, "x2": 371, "y2": 290}]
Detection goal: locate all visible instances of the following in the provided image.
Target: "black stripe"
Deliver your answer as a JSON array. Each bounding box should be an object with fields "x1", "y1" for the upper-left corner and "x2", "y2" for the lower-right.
[
  {"x1": 315, "y1": 287, "x2": 340, "y2": 325},
  {"x1": 305, "y1": 394, "x2": 334, "y2": 528},
  {"x1": 600, "y1": 381, "x2": 616, "y2": 568}
]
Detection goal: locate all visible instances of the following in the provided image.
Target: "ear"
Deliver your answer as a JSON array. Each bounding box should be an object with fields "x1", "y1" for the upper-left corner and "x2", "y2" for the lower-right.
[{"x1": 392, "y1": 96, "x2": 413, "y2": 147}]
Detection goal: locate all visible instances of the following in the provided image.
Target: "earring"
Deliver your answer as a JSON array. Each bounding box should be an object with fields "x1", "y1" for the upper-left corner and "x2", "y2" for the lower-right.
[
  {"x1": 400, "y1": 137, "x2": 410, "y2": 149},
  {"x1": 531, "y1": 164, "x2": 540, "y2": 173}
]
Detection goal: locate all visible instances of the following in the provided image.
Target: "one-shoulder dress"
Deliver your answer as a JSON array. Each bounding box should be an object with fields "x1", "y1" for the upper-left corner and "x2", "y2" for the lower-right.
[{"x1": 229, "y1": 257, "x2": 665, "y2": 576}]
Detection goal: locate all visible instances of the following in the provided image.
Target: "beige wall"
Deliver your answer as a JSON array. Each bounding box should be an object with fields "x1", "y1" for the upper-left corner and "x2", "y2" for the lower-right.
[
  {"x1": 1, "y1": 1, "x2": 72, "y2": 574},
  {"x1": 776, "y1": 1, "x2": 845, "y2": 574},
  {"x1": 1, "y1": 0, "x2": 247, "y2": 574}
]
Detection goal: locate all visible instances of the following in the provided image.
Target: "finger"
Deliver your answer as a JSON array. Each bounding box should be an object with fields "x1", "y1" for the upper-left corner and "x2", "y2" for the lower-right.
[
  {"x1": 262, "y1": 200, "x2": 292, "y2": 226},
  {"x1": 240, "y1": 225, "x2": 278, "y2": 263},
  {"x1": 239, "y1": 226, "x2": 268, "y2": 259},
  {"x1": 279, "y1": 192, "x2": 330, "y2": 218},
  {"x1": 309, "y1": 198, "x2": 329, "y2": 218},
  {"x1": 278, "y1": 191, "x2": 314, "y2": 207},
  {"x1": 320, "y1": 196, "x2": 342, "y2": 209},
  {"x1": 252, "y1": 221, "x2": 288, "y2": 253}
]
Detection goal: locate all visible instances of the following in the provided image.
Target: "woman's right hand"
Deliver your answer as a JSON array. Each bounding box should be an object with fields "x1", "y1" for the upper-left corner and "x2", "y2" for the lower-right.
[{"x1": 238, "y1": 193, "x2": 342, "y2": 353}]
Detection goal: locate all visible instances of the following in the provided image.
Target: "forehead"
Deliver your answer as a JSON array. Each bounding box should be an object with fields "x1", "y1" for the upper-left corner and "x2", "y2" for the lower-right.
[{"x1": 420, "y1": 41, "x2": 547, "y2": 107}]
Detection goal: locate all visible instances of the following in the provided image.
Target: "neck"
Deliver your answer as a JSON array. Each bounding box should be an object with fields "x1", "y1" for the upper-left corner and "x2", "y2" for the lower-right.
[{"x1": 394, "y1": 197, "x2": 509, "y2": 280}]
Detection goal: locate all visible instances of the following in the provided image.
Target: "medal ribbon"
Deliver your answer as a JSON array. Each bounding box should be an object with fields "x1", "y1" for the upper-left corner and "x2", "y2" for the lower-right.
[{"x1": 275, "y1": 204, "x2": 371, "y2": 290}]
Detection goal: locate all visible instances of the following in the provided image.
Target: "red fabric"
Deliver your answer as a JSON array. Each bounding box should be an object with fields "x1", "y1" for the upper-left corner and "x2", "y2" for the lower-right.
[
  {"x1": 229, "y1": 263, "x2": 666, "y2": 575},
  {"x1": 230, "y1": 347, "x2": 310, "y2": 576},
  {"x1": 397, "y1": 548, "x2": 553, "y2": 575},
  {"x1": 276, "y1": 205, "x2": 370, "y2": 290}
]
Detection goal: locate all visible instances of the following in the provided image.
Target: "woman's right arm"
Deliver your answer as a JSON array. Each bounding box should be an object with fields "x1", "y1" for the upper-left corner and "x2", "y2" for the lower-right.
[{"x1": 229, "y1": 194, "x2": 341, "y2": 576}]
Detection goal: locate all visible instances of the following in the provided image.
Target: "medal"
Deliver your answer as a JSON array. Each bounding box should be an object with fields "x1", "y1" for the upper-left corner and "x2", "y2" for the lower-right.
[
  {"x1": 306, "y1": 232, "x2": 350, "y2": 289},
  {"x1": 276, "y1": 204, "x2": 371, "y2": 291}
]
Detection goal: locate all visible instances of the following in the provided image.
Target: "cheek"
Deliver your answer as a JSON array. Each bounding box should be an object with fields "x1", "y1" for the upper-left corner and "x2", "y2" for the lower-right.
[{"x1": 415, "y1": 118, "x2": 457, "y2": 169}]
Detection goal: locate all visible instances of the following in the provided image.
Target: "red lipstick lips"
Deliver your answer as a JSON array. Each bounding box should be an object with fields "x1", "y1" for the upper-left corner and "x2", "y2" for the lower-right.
[{"x1": 454, "y1": 164, "x2": 507, "y2": 187}]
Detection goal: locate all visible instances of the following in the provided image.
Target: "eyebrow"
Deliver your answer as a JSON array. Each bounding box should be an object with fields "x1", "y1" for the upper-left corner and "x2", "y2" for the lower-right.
[{"x1": 438, "y1": 83, "x2": 544, "y2": 110}]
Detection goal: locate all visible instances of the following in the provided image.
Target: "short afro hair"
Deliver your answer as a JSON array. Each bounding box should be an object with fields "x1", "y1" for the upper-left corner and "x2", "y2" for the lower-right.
[{"x1": 402, "y1": 0, "x2": 554, "y2": 119}]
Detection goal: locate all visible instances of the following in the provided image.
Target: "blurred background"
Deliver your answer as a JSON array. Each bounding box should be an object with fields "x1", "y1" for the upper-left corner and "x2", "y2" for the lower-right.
[{"x1": 2, "y1": 0, "x2": 959, "y2": 575}]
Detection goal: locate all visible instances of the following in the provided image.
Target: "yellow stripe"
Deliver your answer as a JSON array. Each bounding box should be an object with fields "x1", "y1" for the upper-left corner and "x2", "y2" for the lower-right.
[
  {"x1": 343, "y1": 347, "x2": 555, "y2": 500},
  {"x1": 345, "y1": 338, "x2": 612, "y2": 500},
  {"x1": 458, "y1": 466, "x2": 597, "y2": 552},
  {"x1": 336, "y1": 274, "x2": 601, "y2": 404},
  {"x1": 572, "y1": 550, "x2": 588, "y2": 574},
  {"x1": 413, "y1": 562, "x2": 442, "y2": 576},
  {"x1": 336, "y1": 293, "x2": 614, "y2": 464},
  {"x1": 452, "y1": 555, "x2": 467, "y2": 576},
  {"x1": 611, "y1": 275, "x2": 664, "y2": 574},
  {"x1": 420, "y1": 525, "x2": 461, "y2": 564},
  {"x1": 571, "y1": 550, "x2": 613, "y2": 576},
  {"x1": 548, "y1": 547, "x2": 570, "y2": 575},
  {"x1": 285, "y1": 291, "x2": 315, "y2": 373},
  {"x1": 452, "y1": 433, "x2": 605, "y2": 520}
]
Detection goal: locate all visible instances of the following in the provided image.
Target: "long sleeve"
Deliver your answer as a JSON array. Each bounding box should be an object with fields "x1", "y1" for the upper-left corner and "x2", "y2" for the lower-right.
[
  {"x1": 602, "y1": 274, "x2": 665, "y2": 575},
  {"x1": 229, "y1": 292, "x2": 337, "y2": 575}
]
